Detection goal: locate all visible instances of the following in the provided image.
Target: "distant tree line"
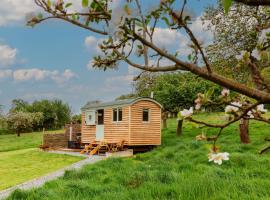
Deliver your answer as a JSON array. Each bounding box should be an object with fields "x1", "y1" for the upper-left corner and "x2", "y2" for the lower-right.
[{"x1": 0, "y1": 99, "x2": 74, "y2": 136}]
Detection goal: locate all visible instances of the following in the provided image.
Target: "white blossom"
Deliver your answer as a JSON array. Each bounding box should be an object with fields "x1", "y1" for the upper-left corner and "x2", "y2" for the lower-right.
[
  {"x1": 208, "y1": 152, "x2": 230, "y2": 165},
  {"x1": 235, "y1": 51, "x2": 249, "y2": 60},
  {"x1": 194, "y1": 93, "x2": 204, "y2": 110},
  {"x1": 180, "y1": 107, "x2": 193, "y2": 118},
  {"x1": 225, "y1": 102, "x2": 242, "y2": 114},
  {"x1": 108, "y1": 4, "x2": 138, "y2": 37},
  {"x1": 258, "y1": 28, "x2": 270, "y2": 43},
  {"x1": 247, "y1": 111, "x2": 254, "y2": 118},
  {"x1": 225, "y1": 105, "x2": 235, "y2": 114},
  {"x1": 195, "y1": 103, "x2": 201, "y2": 110},
  {"x1": 221, "y1": 88, "x2": 230, "y2": 97},
  {"x1": 251, "y1": 48, "x2": 261, "y2": 60},
  {"x1": 231, "y1": 102, "x2": 242, "y2": 108},
  {"x1": 257, "y1": 104, "x2": 267, "y2": 113}
]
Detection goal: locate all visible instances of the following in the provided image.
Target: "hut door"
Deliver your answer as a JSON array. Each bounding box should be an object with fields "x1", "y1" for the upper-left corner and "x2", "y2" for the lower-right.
[{"x1": 96, "y1": 109, "x2": 104, "y2": 141}]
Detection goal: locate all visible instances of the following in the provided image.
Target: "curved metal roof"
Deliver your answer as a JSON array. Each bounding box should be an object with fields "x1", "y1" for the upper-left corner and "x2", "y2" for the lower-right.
[{"x1": 81, "y1": 97, "x2": 162, "y2": 111}]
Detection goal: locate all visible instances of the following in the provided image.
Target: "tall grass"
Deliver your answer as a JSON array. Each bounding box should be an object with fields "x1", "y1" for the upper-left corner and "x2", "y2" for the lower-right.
[{"x1": 7, "y1": 114, "x2": 270, "y2": 200}]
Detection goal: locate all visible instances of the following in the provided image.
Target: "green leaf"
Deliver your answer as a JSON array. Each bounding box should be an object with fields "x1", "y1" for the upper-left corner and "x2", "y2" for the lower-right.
[
  {"x1": 72, "y1": 14, "x2": 77, "y2": 21},
  {"x1": 65, "y1": 3, "x2": 72, "y2": 8},
  {"x1": 82, "y1": 0, "x2": 89, "y2": 8},
  {"x1": 205, "y1": 87, "x2": 215, "y2": 98},
  {"x1": 137, "y1": 45, "x2": 143, "y2": 49},
  {"x1": 223, "y1": 0, "x2": 232, "y2": 14},
  {"x1": 162, "y1": 17, "x2": 171, "y2": 26},
  {"x1": 47, "y1": 0, "x2": 51, "y2": 8}
]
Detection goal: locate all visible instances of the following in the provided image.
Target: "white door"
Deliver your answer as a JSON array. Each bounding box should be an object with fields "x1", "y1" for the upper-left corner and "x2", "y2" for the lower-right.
[{"x1": 96, "y1": 125, "x2": 104, "y2": 141}]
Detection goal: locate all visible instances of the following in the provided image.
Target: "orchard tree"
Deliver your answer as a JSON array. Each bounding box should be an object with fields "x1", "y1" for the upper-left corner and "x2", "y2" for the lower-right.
[
  {"x1": 29, "y1": 0, "x2": 270, "y2": 164},
  {"x1": 202, "y1": 2, "x2": 270, "y2": 142},
  {"x1": 132, "y1": 72, "x2": 222, "y2": 132},
  {"x1": 7, "y1": 112, "x2": 43, "y2": 136},
  {"x1": 0, "y1": 105, "x2": 6, "y2": 129},
  {"x1": 10, "y1": 99, "x2": 72, "y2": 129}
]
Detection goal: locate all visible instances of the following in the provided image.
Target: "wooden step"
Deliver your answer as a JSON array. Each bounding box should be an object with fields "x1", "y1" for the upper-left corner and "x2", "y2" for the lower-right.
[
  {"x1": 90, "y1": 145, "x2": 101, "y2": 155},
  {"x1": 80, "y1": 144, "x2": 92, "y2": 154}
]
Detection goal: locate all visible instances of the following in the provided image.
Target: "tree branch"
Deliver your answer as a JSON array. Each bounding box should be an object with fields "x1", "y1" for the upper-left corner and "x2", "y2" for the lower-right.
[
  {"x1": 114, "y1": 49, "x2": 186, "y2": 71},
  {"x1": 189, "y1": 101, "x2": 261, "y2": 129},
  {"x1": 132, "y1": 31, "x2": 270, "y2": 102}
]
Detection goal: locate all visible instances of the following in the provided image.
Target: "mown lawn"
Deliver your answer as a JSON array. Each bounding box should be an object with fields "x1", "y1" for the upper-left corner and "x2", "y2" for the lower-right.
[
  {"x1": 7, "y1": 113, "x2": 270, "y2": 200},
  {"x1": 0, "y1": 130, "x2": 63, "y2": 152},
  {"x1": 0, "y1": 130, "x2": 84, "y2": 191}
]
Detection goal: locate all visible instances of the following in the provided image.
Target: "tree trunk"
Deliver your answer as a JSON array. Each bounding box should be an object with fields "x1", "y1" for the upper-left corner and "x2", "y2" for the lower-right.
[
  {"x1": 162, "y1": 111, "x2": 168, "y2": 129},
  {"x1": 17, "y1": 131, "x2": 21, "y2": 137},
  {"x1": 176, "y1": 119, "x2": 183, "y2": 136},
  {"x1": 162, "y1": 118, "x2": 167, "y2": 129},
  {"x1": 239, "y1": 118, "x2": 250, "y2": 144}
]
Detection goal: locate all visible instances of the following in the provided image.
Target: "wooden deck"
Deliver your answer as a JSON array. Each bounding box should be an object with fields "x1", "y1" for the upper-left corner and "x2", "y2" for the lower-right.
[{"x1": 80, "y1": 140, "x2": 125, "y2": 155}]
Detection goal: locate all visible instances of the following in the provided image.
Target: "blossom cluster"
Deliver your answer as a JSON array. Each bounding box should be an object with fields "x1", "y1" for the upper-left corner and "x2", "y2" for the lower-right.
[
  {"x1": 225, "y1": 101, "x2": 242, "y2": 114},
  {"x1": 179, "y1": 107, "x2": 193, "y2": 119},
  {"x1": 208, "y1": 152, "x2": 230, "y2": 165}
]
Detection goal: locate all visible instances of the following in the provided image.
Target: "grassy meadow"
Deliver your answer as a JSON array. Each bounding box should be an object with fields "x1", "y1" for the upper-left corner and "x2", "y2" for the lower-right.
[
  {"x1": 0, "y1": 130, "x2": 63, "y2": 152},
  {"x1": 0, "y1": 130, "x2": 83, "y2": 190},
  {"x1": 7, "y1": 113, "x2": 270, "y2": 200}
]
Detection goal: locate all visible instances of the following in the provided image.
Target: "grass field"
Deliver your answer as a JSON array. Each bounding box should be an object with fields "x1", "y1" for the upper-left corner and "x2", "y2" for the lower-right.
[
  {"x1": 0, "y1": 130, "x2": 83, "y2": 190},
  {"x1": 0, "y1": 130, "x2": 63, "y2": 152},
  {"x1": 7, "y1": 113, "x2": 270, "y2": 200}
]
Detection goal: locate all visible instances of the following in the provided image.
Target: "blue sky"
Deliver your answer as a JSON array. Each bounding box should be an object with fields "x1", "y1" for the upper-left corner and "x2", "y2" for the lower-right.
[{"x1": 0, "y1": 0, "x2": 216, "y2": 113}]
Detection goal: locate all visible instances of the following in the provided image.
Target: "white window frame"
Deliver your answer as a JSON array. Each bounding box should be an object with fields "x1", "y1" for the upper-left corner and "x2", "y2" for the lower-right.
[
  {"x1": 85, "y1": 110, "x2": 96, "y2": 125},
  {"x1": 112, "y1": 107, "x2": 122, "y2": 122}
]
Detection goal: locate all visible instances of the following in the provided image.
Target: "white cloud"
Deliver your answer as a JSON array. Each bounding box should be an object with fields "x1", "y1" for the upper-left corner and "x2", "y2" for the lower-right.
[
  {"x1": 128, "y1": 65, "x2": 140, "y2": 75},
  {"x1": 189, "y1": 17, "x2": 213, "y2": 45},
  {"x1": 178, "y1": 17, "x2": 213, "y2": 56},
  {"x1": 0, "y1": 0, "x2": 87, "y2": 26},
  {"x1": 13, "y1": 68, "x2": 56, "y2": 81},
  {"x1": 85, "y1": 36, "x2": 97, "y2": 48},
  {"x1": 103, "y1": 64, "x2": 140, "y2": 92},
  {"x1": 52, "y1": 69, "x2": 77, "y2": 84},
  {"x1": 153, "y1": 27, "x2": 185, "y2": 48},
  {"x1": 0, "y1": 69, "x2": 12, "y2": 79},
  {"x1": 103, "y1": 74, "x2": 134, "y2": 92},
  {"x1": 13, "y1": 68, "x2": 76, "y2": 83},
  {"x1": 85, "y1": 36, "x2": 105, "y2": 54},
  {"x1": 0, "y1": 44, "x2": 17, "y2": 67},
  {"x1": 0, "y1": 0, "x2": 39, "y2": 26}
]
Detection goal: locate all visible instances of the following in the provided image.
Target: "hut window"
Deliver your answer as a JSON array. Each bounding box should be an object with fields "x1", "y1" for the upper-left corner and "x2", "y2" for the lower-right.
[
  {"x1": 143, "y1": 109, "x2": 149, "y2": 122},
  {"x1": 113, "y1": 108, "x2": 122, "y2": 122},
  {"x1": 85, "y1": 110, "x2": 96, "y2": 125},
  {"x1": 118, "y1": 108, "x2": 122, "y2": 121},
  {"x1": 113, "y1": 109, "x2": 118, "y2": 121}
]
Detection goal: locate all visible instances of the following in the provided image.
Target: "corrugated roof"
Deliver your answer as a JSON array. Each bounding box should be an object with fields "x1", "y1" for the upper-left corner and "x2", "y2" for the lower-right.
[{"x1": 81, "y1": 97, "x2": 162, "y2": 110}]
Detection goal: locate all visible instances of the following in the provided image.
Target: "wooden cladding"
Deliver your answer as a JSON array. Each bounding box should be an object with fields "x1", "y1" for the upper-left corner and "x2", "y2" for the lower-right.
[
  {"x1": 81, "y1": 99, "x2": 161, "y2": 146},
  {"x1": 104, "y1": 106, "x2": 129, "y2": 143},
  {"x1": 130, "y1": 100, "x2": 161, "y2": 145},
  {"x1": 81, "y1": 112, "x2": 96, "y2": 143}
]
